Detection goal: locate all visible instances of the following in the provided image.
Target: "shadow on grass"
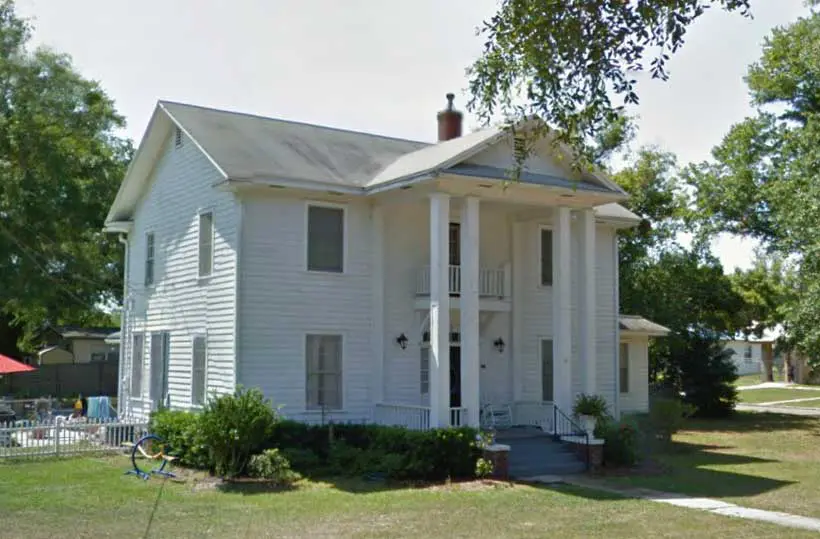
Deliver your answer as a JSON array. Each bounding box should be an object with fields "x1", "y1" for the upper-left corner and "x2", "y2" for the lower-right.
[{"x1": 682, "y1": 411, "x2": 820, "y2": 434}]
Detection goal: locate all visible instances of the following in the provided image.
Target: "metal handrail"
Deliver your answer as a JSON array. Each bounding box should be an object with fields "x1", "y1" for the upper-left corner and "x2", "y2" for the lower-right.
[{"x1": 552, "y1": 405, "x2": 591, "y2": 471}]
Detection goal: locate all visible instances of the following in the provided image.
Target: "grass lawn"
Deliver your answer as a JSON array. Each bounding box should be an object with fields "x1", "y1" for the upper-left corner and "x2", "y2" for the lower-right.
[
  {"x1": 738, "y1": 388, "x2": 820, "y2": 404},
  {"x1": 736, "y1": 374, "x2": 768, "y2": 387},
  {"x1": 604, "y1": 412, "x2": 820, "y2": 520},
  {"x1": 0, "y1": 457, "x2": 811, "y2": 538}
]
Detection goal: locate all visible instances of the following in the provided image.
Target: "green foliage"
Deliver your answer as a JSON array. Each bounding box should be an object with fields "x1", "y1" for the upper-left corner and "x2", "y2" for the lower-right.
[
  {"x1": 199, "y1": 388, "x2": 280, "y2": 478},
  {"x1": 268, "y1": 421, "x2": 483, "y2": 481},
  {"x1": 648, "y1": 396, "x2": 695, "y2": 444},
  {"x1": 467, "y1": 0, "x2": 751, "y2": 160},
  {"x1": 676, "y1": 335, "x2": 738, "y2": 418},
  {"x1": 0, "y1": 1, "x2": 133, "y2": 347},
  {"x1": 148, "y1": 409, "x2": 209, "y2": 469},
  {"x1": 572, "y1": 394, "x2": 609, "y2": 419},
  {"x1": 595, "y1": 418, "x2": 641, "y2": 467},
  {"x1": 247, "y1": 449, "x2": 301, "y2": 485},
  {"x1": 475, "y1": 457, "x2": 494, "y2": 479}
]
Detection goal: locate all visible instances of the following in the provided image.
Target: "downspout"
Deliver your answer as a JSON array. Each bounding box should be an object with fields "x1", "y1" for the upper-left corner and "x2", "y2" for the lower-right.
[
  {"x1": 118, "y1": 233, "x2": 129, "y2": 419},
  {"x1": 613, "y1": 231, "x2": 621, "y2": 418}
]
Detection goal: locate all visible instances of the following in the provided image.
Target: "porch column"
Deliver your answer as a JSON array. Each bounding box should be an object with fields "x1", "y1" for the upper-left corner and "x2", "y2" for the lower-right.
[
  {"x1": 429, "y1": 193, "x2": 451, "y2": 428},
  {"x1": 460, "y1": 197, "x2": 480, "y2": 427},
  {"x1": 552, "y1": 207, "x2": 573, "y2": 413},
  {"x1": 579, "y1": 208, "x2": 597, "y2": 395}
]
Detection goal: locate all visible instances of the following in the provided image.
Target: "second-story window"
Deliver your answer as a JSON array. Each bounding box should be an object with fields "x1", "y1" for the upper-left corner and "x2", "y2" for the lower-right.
[
  {"x1": 540, "y1": 228, "x2": 553, "y2": 286},
  {"x1": 145, "y1": 232, "x2": 155, "y2": 287},
  {"x1": 198, "y1": 212, "x2": 214, "y2": 278},
  {"x1": 307, "y1": 205, "x2": 344, "y2": 273}
]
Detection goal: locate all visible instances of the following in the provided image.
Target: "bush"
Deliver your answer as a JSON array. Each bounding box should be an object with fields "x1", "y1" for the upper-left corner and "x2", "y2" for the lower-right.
[
  {"x1": 648, "y1": 396, "x2": 695, "y2": 443},
  {"x1": 199, "y1": 388, "x2": 280, "y2": 478},
  {"x1": 247, "y1": 448, "x2": 301, "y2": 485},
  {"x1": 149, "y1": 409, "x2": 209, "y2": 469},
  {"x1": 595, "y1": 418, "x2": 640, "y2": 467}
]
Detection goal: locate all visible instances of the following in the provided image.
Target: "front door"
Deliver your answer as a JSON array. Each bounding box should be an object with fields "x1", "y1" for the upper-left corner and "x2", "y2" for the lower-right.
[{"x1": 450, "y1": 345, "x2": 461, "y2": 407}]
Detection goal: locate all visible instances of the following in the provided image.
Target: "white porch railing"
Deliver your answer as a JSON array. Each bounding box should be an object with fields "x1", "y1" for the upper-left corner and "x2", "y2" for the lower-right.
[
  {"x1": 373, "y1": 403, "x2": 470, "y2": 430},
  {"x1": 512, "y1": 401, "x2": 555, "y2": 433},
  {"x1": 416, "y1": 264, "x2": 510, "y2": 298},
  {"x1": 0, "y1": 418, "x2": 148, "y2": 460}
]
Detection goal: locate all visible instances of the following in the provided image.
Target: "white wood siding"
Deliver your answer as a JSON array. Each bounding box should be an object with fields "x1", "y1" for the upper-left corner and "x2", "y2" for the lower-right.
[
  {"x1": 236, "y1": 195, "x2": 373, "y2": 423},
  {"x1": 619, "y1": 337, "x2": 650, "y2": 414},
  {"x1": 725, "y1": 341, "x2": 763, "y2": 375},
  {"x1": 123, "y1": 131, "x2": 240, "y2": 420}
]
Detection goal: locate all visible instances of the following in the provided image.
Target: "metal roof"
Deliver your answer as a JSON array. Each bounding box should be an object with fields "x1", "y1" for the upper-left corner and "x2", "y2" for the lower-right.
[{"x1": 619, "y1": 315, "x2": 671, "y2": 336}]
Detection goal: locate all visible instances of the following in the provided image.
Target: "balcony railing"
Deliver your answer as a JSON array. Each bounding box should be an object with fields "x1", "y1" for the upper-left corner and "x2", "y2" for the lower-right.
[{"x1": 415, "y1": 263, "x2": 511, "y2": 298}]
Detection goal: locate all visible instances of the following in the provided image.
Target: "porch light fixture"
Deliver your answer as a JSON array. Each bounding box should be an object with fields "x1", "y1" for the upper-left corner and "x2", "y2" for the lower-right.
[
  {"x1": 493, "y1": 337, "x2": 505, "y2": 353},
  {"x1": 396, "y1": 333, "x2": 409, "y2": 350}
]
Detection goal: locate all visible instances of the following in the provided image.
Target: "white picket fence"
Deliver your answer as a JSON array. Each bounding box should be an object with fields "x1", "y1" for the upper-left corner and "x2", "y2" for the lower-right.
[{"x1": 0, "y1": 418, "x2": 148, "y2": 460}]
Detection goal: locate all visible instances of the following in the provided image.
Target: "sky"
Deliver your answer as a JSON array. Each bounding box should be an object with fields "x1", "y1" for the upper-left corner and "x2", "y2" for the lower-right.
[{"x1": 15, "y1": 0, "x2": 813, "y2": 272}]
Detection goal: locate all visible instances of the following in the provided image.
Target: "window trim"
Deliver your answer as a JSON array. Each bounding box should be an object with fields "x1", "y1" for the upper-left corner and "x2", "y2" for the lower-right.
[
  {"x1": 304, "y1": 333, "x2": 344, "y2": 411},
  {"x1": 191, "y1": 334, "x2": 208, "y2": 407},
  {"x1": 619, "y1": 342, "x2": 630, "y2": 394},
  {"x1": 144, "y1": 231, "x2": 156, "y2": 288},
  {"x1": 197, "y1": 210, "x2": 214, "y2": 279},
  {"x1": 131, "y1": 333, "x2": 145, "y2": 399},
  {"x1": 538, "y1": 225, "x2": 554, "y2": 288},
  {"x1": 304, "y1": 201, "x2": 347, "y2": 274}
]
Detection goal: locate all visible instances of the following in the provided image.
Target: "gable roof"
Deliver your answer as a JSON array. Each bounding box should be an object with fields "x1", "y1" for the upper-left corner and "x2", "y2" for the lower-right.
[
  {"x1": 162, "y1": 101, "x2": 429, "y2": 187},
  {"x1": 106, "y1": 101, "x2": 631, "y2": 227}
]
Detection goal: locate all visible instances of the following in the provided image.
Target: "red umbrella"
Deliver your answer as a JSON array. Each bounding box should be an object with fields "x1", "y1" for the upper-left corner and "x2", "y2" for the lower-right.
[{"x1": 0, "y1": 354, "x2": 35, "y2": 374}]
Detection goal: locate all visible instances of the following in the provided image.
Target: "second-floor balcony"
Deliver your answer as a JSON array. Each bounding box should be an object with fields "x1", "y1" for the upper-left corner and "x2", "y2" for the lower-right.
[{"x1": 415, "y1": 263, "x2": 511, "y2": 300}]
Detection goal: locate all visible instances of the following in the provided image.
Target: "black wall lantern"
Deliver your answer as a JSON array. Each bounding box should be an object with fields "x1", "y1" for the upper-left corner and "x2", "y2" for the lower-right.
[
  {"x1": 493, "y1": 337, "x2": 505, "y2": 353},
  {"x1": 396, "y1": 333, "x2": 409, "y2": 350}
]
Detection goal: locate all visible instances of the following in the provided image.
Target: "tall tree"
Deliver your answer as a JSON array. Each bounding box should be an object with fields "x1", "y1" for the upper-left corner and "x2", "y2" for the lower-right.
[
  {"x1": 0, "y1": 1, "x2": 131, "y2": 350},
  {"x1": 687, "y1": 11, "x2": 820, "y2": 361},
  {"x1": 468, "y1": 0, "x2": 752, "y2": 160}
]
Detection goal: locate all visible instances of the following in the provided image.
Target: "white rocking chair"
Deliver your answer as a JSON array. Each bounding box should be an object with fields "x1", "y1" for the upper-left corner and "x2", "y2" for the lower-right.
[{"x1": 480, "y1": 403, "x2": 513, "y2": 430}]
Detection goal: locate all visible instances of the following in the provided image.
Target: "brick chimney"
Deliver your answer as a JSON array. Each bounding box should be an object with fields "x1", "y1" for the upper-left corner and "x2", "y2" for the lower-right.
[{"x1": 437, "y1": 93, "x2": 463, "y2": 141}]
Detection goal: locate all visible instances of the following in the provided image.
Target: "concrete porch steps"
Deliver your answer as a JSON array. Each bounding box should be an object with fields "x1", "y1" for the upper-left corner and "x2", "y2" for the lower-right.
[{"x1": 496, "y1": 429, "x2": 588, "y2": 477}]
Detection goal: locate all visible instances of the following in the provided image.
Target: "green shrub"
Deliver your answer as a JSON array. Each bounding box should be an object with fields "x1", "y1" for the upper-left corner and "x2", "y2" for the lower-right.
[
  {"x1": 149, "y1": 409, "x2": 209, "y2": 469},
  {"x1": 247, "y1": 448, "x2": 301, "y2": 485},
  {"x1": 199, "y1": 388, "x2": 280, "y2": 478},
  {"x1": 572, "y1": 394, "x2": 610, "y2": 419},
  {"x1": 475, "y1": 457, "x2": 494, "y2": 478},
  {"x1": 595, "y1": 418, "x2": 640, "y2": 467},
  {"x1": 649, "y1": 396, "x2": 695, "y2": 443}
]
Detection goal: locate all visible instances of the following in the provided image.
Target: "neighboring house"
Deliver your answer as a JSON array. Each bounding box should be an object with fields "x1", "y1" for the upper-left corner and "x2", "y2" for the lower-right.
[
  {"x1": 104, "y1": 95, "x2": 669, "y2": 428},
  {"x1": 35, "y1": 326, "x2": 120, "y2": 365},
  {"x1": 723, "y1": 326, "x2": 784, "y2": 377}
]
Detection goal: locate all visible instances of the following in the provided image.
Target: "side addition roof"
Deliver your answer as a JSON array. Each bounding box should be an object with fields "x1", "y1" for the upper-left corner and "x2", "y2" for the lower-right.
[{"x1": 619, "y1": 315, "x2": 671, "y2": 337}]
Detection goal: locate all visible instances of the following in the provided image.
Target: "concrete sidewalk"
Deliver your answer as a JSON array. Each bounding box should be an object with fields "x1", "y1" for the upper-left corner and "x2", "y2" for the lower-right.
[
  {"x1": 736, "y1": 403, "x2": 820, "y2": 416},
  {"x1": 524, "y1": 475, "x2": 820, "y2": 532}
]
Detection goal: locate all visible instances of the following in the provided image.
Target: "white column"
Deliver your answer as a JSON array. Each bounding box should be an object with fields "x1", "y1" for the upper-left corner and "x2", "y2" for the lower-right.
[
  {"x1": 460, "y1": 197, "x2": 480, "y2": 427},
  {"x1": 552, "y1": 207, "x2": 573, "y2": 412},
  {"x1": 371, "y1": 205, "x2": 385, "y2": 405},
  {"x1": 429, "y1": 194, "x2": 451, "y2": 428},
  {"x1": 579, "y1": 208, "x2": 597, "y2": 395},
  {"x1": 511, "y1": 221, "x2": 525, "y2": 401}
]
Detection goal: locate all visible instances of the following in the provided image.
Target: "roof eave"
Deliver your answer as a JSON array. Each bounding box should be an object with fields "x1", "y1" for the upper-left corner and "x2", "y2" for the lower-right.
[{"x1": 103, "y1": 221, "x2": 133, "y2": 234}]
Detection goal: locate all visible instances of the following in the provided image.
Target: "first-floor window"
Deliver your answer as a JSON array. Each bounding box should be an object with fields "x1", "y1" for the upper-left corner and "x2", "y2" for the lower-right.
[
  {"x1": 131, "y1": 333, "x2": 144, "y2": 398},
  {"x1": 541, "y1": 339, "x2": 554, "y2": 402},
  {"x1": 744, "y1": 345, "x2": 753, "y2": 363},
  {"x1": 306, "y1": 334, "x2": 342, "y2": 410},
  {"x1": 619, "y1": 342, "x2": 630, "y2": 394},
  {"x1": 191, "y1": 336, "x2": 207, "y2": 406},
  {"x1": 150, "y1": 332, "x2": 171, "y2": 409},
  {"x1": 420, "y1": 347, "x2": 430, "y2": 395}
]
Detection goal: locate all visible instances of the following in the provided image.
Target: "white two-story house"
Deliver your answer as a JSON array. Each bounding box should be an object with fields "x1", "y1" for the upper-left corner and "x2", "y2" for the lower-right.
[{"x1": 104, "y1": 95, "x2": 668, "y2": 429}]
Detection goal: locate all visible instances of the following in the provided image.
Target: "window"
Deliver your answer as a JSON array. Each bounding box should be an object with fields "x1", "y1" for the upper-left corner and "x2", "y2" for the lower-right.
[
  {"x1": 449, "y1": 223, "x2": 460, "y2": 266},
  {"x1": 131, "y1": 334, "x2": 144, "y2": 398},
  {"x1": 150, "y1": 332, "x2": 170, "y2": 409},
  {"x1": 420, "y1": 347, "x2": 430, "y2": 395},
  {"x1": 619, "y1": 343, "x2": 629, "y2": 394},
  {"x1": 541, "y1": 339, "x2": 554, "y2": 402},
  {"x1": 744, "y1": 345, "x2": 753, "y2": 363},
  {"x1": 145, "y1": 232, "x2": 155, "y2": 287},
  {"x1": 198, "y1": 212, "x2": 214, "y2": 277},
  {"x1": 90, "y1": 352, "x2": 106, "y2": 362},
  {"x1": 191, "y1": 336, "x2": 207, "y2": 406},
  {"x1": 305, "y1": 334, "x2": 342, "y2": 410},
  {"x1": 540, "y1": 228, "x2": 553, "y2": 286},
  {"x1": 307, "y1": 205, "x2": 344, "y2": 272}
]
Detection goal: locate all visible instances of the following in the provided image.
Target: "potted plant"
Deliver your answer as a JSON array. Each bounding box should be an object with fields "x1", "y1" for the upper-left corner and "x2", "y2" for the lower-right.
[{"x1": 572, "y1": 394, "x2": 609, "y2": 437}]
